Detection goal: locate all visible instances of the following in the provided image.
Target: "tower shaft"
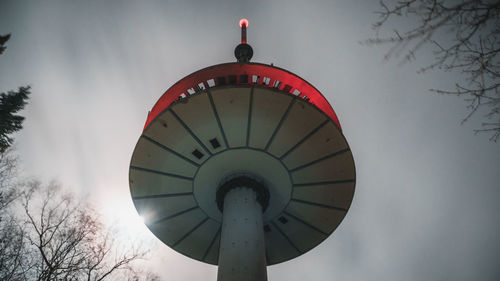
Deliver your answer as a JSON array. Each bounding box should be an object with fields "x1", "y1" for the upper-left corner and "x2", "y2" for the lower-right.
[{"x1": 217, "y1": 187, "x2": 267, "y2": 281}]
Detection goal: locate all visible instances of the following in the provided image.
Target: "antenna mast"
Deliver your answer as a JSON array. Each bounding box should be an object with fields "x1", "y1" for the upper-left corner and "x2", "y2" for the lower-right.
[{"x1": 235, "y1": 18, "x2": 253, "y2": 62}]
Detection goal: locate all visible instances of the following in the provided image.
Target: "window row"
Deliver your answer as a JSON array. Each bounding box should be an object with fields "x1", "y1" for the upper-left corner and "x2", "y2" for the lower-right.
[{"x1": 176, "y1": 75, "x2": 311, "y2": 102}]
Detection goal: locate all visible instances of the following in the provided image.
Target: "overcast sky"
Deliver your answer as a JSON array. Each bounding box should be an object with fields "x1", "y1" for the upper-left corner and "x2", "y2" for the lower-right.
[{"x1": 1, "y1": 1, "x2": 499, "y2": 280}]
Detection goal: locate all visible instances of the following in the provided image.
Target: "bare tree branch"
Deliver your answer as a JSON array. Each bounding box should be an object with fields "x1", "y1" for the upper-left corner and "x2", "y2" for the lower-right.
[
  {"x1": 0, "y1": 178, "x2": 160, "y2": 281},
  {"x1": 17, "y1": 181, "x2": 153, "y2": 281},
  {"x1": 365, "y1": 0, "x2": 500, "y2": 141}
]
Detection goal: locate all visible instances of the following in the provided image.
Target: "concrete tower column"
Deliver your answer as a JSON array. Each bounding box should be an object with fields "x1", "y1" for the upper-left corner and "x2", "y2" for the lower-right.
[{"x1": 217, "y1": 186, "x2": 267, "y2": 281}]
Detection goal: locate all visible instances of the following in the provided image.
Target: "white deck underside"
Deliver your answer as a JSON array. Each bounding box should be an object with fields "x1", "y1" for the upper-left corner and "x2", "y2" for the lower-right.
[{"x1": 129, "y1": 85, "x2": 355, "y2": 265}]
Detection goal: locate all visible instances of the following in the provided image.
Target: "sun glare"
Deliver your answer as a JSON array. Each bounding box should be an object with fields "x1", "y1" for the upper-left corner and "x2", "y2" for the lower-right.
[
  {"x1": 138, "y1": 215, "x2": 145, "y2": 224},
  {"x1": 99, "y1": 195, "x2": 156, "y2": 248}
]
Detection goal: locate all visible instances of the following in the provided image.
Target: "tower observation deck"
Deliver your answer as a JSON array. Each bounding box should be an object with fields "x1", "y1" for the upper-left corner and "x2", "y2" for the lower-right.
[{"x1": 129, "y1": 19, "x2": 355, "y2": 281}]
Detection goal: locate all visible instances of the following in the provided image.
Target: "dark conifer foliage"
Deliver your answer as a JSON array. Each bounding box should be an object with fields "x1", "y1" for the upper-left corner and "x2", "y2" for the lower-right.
[
  {"x1": 0, "y1": 34, "x2": 30, "y2": 152},
  {"x1": 0, "y1": 87, "x2": 30, "y2": 152},
  {"x1": 0, "y1": 34, "x2": 11, "y2": 55}
]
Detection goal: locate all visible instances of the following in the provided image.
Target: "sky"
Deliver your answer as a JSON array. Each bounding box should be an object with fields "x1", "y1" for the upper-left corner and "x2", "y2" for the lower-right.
[{"x1": 1, "y1": 0, "x2": 499, "y2": 280}]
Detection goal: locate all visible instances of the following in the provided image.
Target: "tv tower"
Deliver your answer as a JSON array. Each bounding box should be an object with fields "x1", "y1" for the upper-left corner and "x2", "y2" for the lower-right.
[{"x1": 129, "y1": 19, "x2": 355, "y2": 281}]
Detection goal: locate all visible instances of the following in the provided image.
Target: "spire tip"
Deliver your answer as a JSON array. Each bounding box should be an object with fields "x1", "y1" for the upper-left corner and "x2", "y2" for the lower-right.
[{"x1": 239, "y1": 18, "x2": 249, "y2": 28}]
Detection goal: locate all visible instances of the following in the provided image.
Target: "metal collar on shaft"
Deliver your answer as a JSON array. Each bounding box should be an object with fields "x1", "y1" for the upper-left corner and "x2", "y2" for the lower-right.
[{"x1": 216, "y1": 176, "x2": 270, "y2": 212}]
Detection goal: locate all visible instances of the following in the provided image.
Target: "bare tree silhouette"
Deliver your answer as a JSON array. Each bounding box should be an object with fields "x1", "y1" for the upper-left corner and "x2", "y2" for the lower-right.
[
  {"x1": 18, "y1": 181, "x2": 157, "y2": 281},
  {"x1": 0, "y1": 159, "x2": 161, "y2": 281},
  {"x1": 366, "y1": 0, "x2": 500, "y2": 141}
]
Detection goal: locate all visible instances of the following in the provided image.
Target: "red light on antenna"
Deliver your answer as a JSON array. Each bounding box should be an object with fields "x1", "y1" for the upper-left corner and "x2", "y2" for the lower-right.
[{"x1": 239, "y1": 18, "x2": 249, "y2": 28}]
